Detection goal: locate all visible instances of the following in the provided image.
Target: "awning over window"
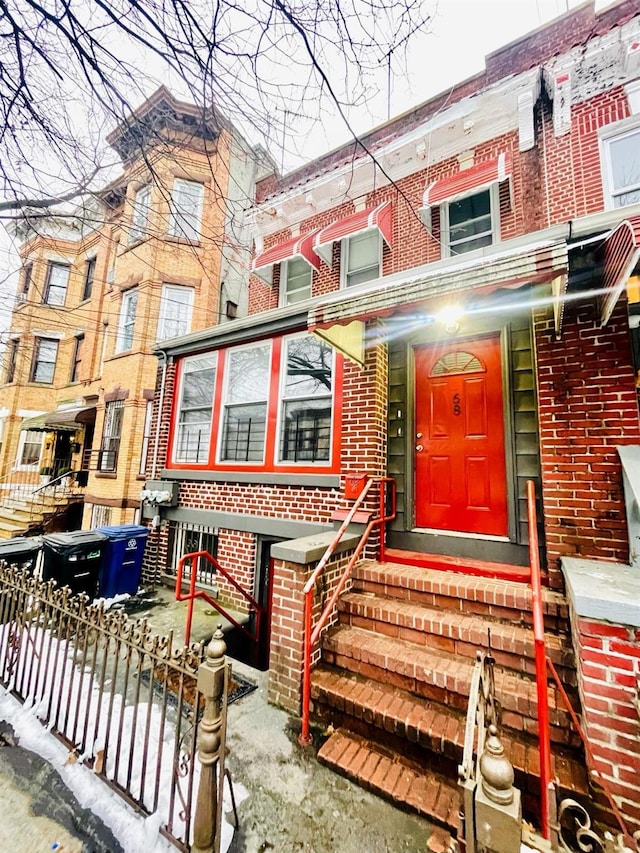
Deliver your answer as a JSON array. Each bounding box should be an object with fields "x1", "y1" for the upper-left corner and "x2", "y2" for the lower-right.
[
  {"x1": 313, "y1": 201, "x2": 393, "y2": 266},
  {"x1": 20, "y1": 406, "x2": 96, "y2": 432},
  {"x1": 251, "y1": 230, "x2": 321, "y2": 283},
  {"x1": 422, "y1": 152, "x2": 513, "y2": 208},
  {"x1": 599, "y1": 215, "x2": 640, "y2": 326},
  {"x1": 308, "y1": 238, "x2": 568, "y2": 332}
]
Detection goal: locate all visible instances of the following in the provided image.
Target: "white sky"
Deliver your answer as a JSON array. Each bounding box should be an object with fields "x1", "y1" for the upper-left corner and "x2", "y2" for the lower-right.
[{"x1": 0, "y1": 0, "x2": 593, "y2": 333}]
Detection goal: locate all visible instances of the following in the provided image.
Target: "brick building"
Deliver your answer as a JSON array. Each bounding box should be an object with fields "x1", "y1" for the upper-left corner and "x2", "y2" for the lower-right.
[
  {"x1": 145, "y1": 2, "x2": 640, "y2": 840},
  {"x1": 0, "y1": 87, "x2": 268, "y2": 533}
]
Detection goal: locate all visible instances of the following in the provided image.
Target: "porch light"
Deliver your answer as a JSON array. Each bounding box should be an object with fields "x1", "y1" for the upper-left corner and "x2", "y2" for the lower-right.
[{"x1": 436, "y1": 304, "x2": 464, "y2": 332}]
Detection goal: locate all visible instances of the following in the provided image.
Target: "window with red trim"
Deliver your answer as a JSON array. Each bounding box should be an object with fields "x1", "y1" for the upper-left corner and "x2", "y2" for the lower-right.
[{"x1": 169, "y1": 333, "x2": 341, "y2": 473}]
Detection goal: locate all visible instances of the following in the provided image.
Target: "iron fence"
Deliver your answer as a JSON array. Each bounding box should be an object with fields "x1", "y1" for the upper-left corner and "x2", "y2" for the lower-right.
[{"x1": 0, "y1": 564, "x2": 218, "y2": 851}]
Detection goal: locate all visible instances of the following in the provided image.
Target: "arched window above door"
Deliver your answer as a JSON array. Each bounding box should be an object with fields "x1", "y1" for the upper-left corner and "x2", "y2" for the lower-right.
[{"x1": 430, "y1": 351, "x2": 485, "y2": 376}]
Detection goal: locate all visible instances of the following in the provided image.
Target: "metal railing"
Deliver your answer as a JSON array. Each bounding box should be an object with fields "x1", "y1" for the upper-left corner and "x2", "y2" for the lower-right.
[
  {"x1": 176, "y1": 550, "x2": 265, "y2": 657},
  {"x1": 299, "y1": 477, "x2": 396, "y2": 745},
  {"x1": 527, "y1": 480, "x2": 638, "y2": 851},
  {"x1": 0, "y1": 564, "x2": 223, "y2": 851}
]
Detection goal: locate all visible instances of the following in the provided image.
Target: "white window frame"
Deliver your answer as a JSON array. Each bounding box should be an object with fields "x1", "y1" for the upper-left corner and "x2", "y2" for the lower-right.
[
  {"x1": 280, "y1": 258, "x2": 313, "y2": 306},
  {"x1": 276, "y1": 333, "x2": 334, "y2": 465},
  {"x1": 173, "y1": 352, "x2": 217, "y2": 465},
  {"x1": 441, "y1": 183, "x2": 499, "y2": 258},
  {"x1": 15, "y1": 428, "x2": 44, "y2": 471},
  {"x1": 90, "y1": 504, "x2": 112, "y2": 527},
  {"x1": 599, "y1": 116, "x2": 640, "y2": 211},
  {"x1": 44, "y1": 262, "x2": 70, "y2": 306},
  {"x1": 340, "y1": 229, "x2": 382, "y2": 289},
  {"x1": 130, "y1": 184, "x2": 151, "y2": 243},
  {"x1": 115, "y1": 288, "x2": 138, "y2": 353},
  {"x1": 157, "y1": 284, "x2": 194, "y2": 341},
  {"x1": 168, "y1": 179, "x2": 204, "y2": 241},
  {"x1": 217, "y1": 341, "x2": 272, "y2": 464}
]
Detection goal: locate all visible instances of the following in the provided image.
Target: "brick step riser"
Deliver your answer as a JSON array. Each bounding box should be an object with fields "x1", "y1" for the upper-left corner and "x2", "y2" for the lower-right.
[
  {"x1": 337, "y1": 610, "x2": 577, "y2": 687},
  {"x1": 353, "y1": 579, "x2": 569, "y2": 635},
  {"x1": 313, "y1": 700, "x2": 556, "y2": 820},
  {"x1": 321, "y1": 647, "x2": 578, "y2": 748}
]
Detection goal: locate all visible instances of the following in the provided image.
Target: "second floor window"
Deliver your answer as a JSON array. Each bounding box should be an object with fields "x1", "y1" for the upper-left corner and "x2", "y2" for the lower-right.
[
  {"x1": 30, "y1": 337, "x2": 58, "y2": 383},
  {"x1": 116, "y1": 289, "x2": 138, "y2": 353},
  {"x1": 282, "y1": 258, "x2": 312, "y2": 305},
  {"x1": 157, "y1": 284, "x2": 194, "y2": 340},
  {"x1": 343, "y1": 230, "x2": 381, "y2": 288},
  {"x1": 99, "y1": 400, "x2": 124, "y2": 472},
  {"x1": 443, "y1": 188, "x2": 496, "y2": 256},
  {"x1": 130, "y1": 185, "x2": 151, "y2": 243},
  {"x1": 5, "y1": 339, "x2": 18, "y2": 383},
  {"x1": 21, "y1": 263, "x2": 33, "y2": 296},
  {"x1": 168, "y1": 179, "x2": 204, "y2": 241},
  {"x1": 602, "y1": 124, "x2": 640, "y2": 209},
  {"x1": 82, "y1": 257, "x2": 96, "y2": 301},
  {"x1": 44, "y1": 262, "x2": 70, "y2": 306},
  {"x1": 70, "y1": 334, "x2": 84, "y2": 383}
]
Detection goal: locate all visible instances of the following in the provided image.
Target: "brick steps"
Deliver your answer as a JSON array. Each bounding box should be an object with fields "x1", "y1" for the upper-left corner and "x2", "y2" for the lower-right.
[
  {"x1": 322, "y1": 624, "x2": 576, "y2": 744},
  {"x1": 338, "y1": 591, "x2": 576, "y2": 683},
  {"x1": 312, "y1": 665, "x2": 588, "y2": 795},
  {"x1": 317, "y1": 727, "x2": 463, "y2": 836},
  {"x1": 355, "y1": 561, "x2": 569, "y2": 633},
  {"x1": 310, "y1": 560, "x2": 585, "y2": 838}
]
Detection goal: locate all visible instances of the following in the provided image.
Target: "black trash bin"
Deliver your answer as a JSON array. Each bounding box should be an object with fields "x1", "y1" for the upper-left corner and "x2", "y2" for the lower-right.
[
  {"x1": 0, "y1": 536, "x2": 42, "y2": 574},
  {"x1": 97, "y1": 525, "x2": 149, "y2": 598},
  {"x1": 42, "y1": 530, "x2": 108, "y2": 598}
]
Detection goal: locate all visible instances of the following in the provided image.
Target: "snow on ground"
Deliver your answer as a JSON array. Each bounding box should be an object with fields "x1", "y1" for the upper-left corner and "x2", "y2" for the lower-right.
[{"x1": 0, "y1": 687, "x2": 245, "y2": 852}]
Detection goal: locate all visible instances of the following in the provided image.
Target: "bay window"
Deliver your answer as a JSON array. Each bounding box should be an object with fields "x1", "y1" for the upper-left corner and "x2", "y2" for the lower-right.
[
  {"x1": 168, "y1": 179, "x2": 204, "y2": 241},
  {"x1": 174, "y1": 353, "x2": 217, "y2": 463},
  {"x1": 116, "y1": 288, "x2": 138, "y2": 353},
  {"x1": 220, "y1": 343, "x2": 271, "y2": 462},
  {"x1": 279, "y1": 336, "x2": 332, "y2": 462}
]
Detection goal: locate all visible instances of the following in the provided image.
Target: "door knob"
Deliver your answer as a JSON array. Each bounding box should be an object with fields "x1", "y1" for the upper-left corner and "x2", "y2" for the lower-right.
[
  {"x1": 415, "y1": 444, "x2": 423, "y2": 452},
  {"x1": 416, "y1": 432, "x2": 423, "y2": 439}
]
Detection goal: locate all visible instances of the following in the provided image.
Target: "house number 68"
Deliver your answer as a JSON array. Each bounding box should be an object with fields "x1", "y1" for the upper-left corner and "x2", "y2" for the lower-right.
[{"x1": 453, "y1": 393, "x2": 462, "y2": 416}]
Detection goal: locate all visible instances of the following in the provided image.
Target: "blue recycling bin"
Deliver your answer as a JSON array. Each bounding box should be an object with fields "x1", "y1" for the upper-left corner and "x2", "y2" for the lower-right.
[{"x1": 97, "y1": 525, "x2": 149, "y2": 598}]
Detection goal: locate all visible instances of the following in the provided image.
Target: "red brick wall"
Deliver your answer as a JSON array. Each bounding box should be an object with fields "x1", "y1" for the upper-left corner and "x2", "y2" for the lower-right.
[
  {"x1": 571, "y1": 612, "x2": 640, "y2": 832},
  {"x1": 534, "y1": 298, "x2": 640, "y2": 587},
  {"x1": 269, "y1": 549, "x2": 353, "y2": 713}
]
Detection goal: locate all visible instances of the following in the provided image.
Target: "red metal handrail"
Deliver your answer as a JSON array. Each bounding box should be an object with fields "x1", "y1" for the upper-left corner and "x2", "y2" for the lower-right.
[
  {"x1": 299, "y1": 477, "x2": 396, "y2": 746},
  {"x1": 527, "y1": 479, "x2": 553, "y2": 841},
  {"x1": 176, "y1": 550, "x2": 265, "y2": 652},
  {"x1": 527, "y1": 481, "x2": 635, "y2": 847}
]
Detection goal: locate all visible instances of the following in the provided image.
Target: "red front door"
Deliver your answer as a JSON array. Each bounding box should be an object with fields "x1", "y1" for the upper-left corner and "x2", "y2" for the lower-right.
[{"x1": 414, "y1": 335, "x2": 508, "y2": 536}]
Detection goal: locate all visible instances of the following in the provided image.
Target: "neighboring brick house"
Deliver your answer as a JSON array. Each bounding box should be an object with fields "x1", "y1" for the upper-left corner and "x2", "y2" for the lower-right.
[
  {"x1": 146, "y1": 2, "x2": 640, "y2": 840},
  {"x1": 0, "y1": 87, "x2": 268, "y2": 532}
]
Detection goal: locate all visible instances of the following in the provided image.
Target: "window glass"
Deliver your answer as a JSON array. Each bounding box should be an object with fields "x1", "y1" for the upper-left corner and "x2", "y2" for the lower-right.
[
  {"x1": 283, "y1": 257, "x2": 312, "y2": 305},
  {"x1": 116, "y1": 289, "x2": 138, "y2": 352},
  {"x1": 139, "y1": 400, "x2": 154, "y2": 474},
  {"x1": 167, "y1": 522, "x2": 218, "y2": 585},
  {"x1": 608, "y1": 129, "x2": 640, "y2": 208},
  {"x1": 21, "y1": 263, "x2": 33, "y2": 296},
  {"x1": 70, "y1": 335, "x2": 84, "y2": 382},
  {"x1": 447, "y1": 189, "x2": 493, "y2": 255},
  {"x1": 99, "y1": 400, "x2": 124, "y2": 472},
  {"x1": 279, "y1": 336, "x2": 333, "y2": 462},
  {"x1": 44, "y1": 262, "x2": 70, "y2": 306},
  {"x1": 168, "y1": 179, "x2": 204, "y2": 241},
  {"x1": 130, "y1": 185, "x2": 151, "y2": 243},
  {"x1": 82, "y1": 257, "x2": 96, "y2": 301},
  {"x1": 157, "y1": 285, "x2": 194, "y2": 340},
  {"x1": 31, "y1": 338, "x2": 58, "y2": 383},
  {"x1": 5, "y1": 339, "x2": 18, "y2": 383},
  {"x1": 345, "y1": 230, "x2": 380, "y2": 288},
  {"x1": 220, "y1": 344, "x2": 270, "y2": 462},
  {"x1": 175, "y1": 354, "x2": 217, "y2": 463},
  {"x1": 90, "y1": 504, "x2": 112, "y2": 527},
  {"x1": 18, "y1": 430, "x2": 43, "y2": 468}
]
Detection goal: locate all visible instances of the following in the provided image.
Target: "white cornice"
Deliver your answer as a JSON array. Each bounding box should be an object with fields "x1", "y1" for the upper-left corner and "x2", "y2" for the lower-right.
[{"x1": 252, "y1": 68, "x2": 542, "y2": 240}]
